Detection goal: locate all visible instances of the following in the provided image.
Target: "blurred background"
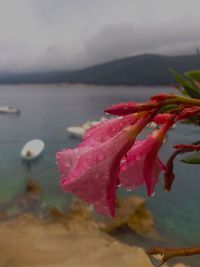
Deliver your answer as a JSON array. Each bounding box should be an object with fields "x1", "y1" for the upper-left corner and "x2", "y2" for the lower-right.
[{"x1": 0, "y1": 1, "x2": 200, "y2": 266}]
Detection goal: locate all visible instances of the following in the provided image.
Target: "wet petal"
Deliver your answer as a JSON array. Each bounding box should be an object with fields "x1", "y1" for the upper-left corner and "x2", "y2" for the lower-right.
[
  {"x1": 120, "y1": 136, "x2": 165, "y2": 196},
  {"x1": 81, "y1": 114, "x2": 137, "y2": 147},
  {"x1": 57, "y1": 130, "x2": 134, "y2": 216}
]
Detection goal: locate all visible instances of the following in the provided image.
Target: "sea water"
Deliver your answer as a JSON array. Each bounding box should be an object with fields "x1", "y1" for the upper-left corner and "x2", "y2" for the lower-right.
[{"x1": 0, "y1": 84, "x2": 199, "y2": 265}]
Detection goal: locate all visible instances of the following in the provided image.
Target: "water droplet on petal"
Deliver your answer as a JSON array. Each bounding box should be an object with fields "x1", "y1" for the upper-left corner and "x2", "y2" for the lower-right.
[
  {"x1": 98, "y1": 154, "x2": 104, "y2": 160},
  {"x1": 121, "y1": 165, "x2": 127, "y2": 171},
  {"x1": 65, "y1": 163, "x2": 70, "y2": 167},
  {"x1": 135, "y1": 155, "x2": 141, "y2": 160}
]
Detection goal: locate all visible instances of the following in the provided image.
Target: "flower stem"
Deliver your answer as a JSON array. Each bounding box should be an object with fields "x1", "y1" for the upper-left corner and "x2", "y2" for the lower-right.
[{"x1": 164, "y1": 95, "x2": 200, "y2": 106}]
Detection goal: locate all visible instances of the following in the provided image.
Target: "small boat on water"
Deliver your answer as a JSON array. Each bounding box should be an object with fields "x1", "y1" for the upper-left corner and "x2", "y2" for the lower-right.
[
  {"x1": 0, "y1": 105, "x2": 20, "y2": 114},
  {"x1": 21, "y1": 139, "x2": 45, "y2": 161},
  {"x1": 67, "y1": 118, "x2": 106, "y2": 138}
]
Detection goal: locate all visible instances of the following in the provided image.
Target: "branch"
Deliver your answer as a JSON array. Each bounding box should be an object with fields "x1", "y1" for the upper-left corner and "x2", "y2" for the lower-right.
[{"x1": 146, "y1": 246, "x2": 200, "y2": 266}]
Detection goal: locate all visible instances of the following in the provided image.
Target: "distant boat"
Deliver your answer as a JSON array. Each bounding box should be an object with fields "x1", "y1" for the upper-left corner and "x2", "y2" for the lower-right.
[
  {"x1": 21, "y1": 139, "x2": 45, "y2": 161},
  {"x1": 0, "y1": 105, "x2": 20, "y2": 114},
  {"x1": 67, "y1": 126, "x2": 86, "y2": 138},
  {"x1": 67, "y1": 118, "x2": 106, "y2": 138}
]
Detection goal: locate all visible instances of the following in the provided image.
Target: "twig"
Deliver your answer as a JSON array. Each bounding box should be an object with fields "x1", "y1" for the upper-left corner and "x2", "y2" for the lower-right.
[{"x1": 146, "y1": 246, "x2": 200, "y2": 266}]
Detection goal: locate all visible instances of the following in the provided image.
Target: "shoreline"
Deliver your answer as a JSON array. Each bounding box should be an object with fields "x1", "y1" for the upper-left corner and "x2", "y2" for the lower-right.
[{"x1": 0, "y1": 82, "x2": 175, "y2": 88}]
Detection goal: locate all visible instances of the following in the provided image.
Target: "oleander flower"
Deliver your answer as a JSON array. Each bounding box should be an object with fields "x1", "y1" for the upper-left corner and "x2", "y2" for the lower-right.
[
  {"x1": 119, "y1": 120, "x2": 174, "y2": 195},
  {"x1": 105, "y1": 101, "x2": 159, "y2": 115},
  {"x1": 120, "y1": 134, "x2": 165, "y2": 196},
  {"x1": 56, "y1": 128, "x2": 135, "y2": 217},
  {"x1": 56, "y1": 114, "x2": 152, "y2": 217}
]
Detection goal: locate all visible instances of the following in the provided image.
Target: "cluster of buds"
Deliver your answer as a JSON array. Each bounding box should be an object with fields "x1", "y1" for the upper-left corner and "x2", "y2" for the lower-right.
[{"x1": 56, "y1": 93, "x2": 200, "y2": 217}]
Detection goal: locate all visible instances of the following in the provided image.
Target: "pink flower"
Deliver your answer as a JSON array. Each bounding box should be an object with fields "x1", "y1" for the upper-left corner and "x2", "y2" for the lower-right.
[
  {"x1": 119, "y1": 120, "x2": 174, "y2": 196},
  {"x1": 119, "y1": 135, "x2": 165, "y2": 196},
  {"x1": 153, "y1": 113, "x2": 172, "y2": 125},
  {"x1": 150, "y1": 93, "x2": 176, "y2": 101},
  {"x1": 56, "y1": 128, "x2": 135, "y2": 217},
  {"x1": 56, "y1": 114, "x2": 153, "y2": 217},
  {"x1": 105, "y1": 101, "x2": 159, "y2": 116}
]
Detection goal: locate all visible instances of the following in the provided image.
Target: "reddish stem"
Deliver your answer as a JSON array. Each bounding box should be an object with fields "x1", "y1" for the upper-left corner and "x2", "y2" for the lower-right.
[{"x1": 147, "y1": 246, "x2": 200, "y2": 266}]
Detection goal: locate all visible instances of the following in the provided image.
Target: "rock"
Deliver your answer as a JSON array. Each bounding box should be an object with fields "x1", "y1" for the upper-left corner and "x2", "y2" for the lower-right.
[
  {"x1": 173, "y1": 263, "x2": 191, "y2": 267},
  {"x1": 49, "y1": 208, "x2": 67, "y2": 220},
  {"x1": 26, "y1": 179, "x2": 42, "y2": 195},
  {"x1": 68, "y1": 198, "x2": 93, "y2": 221},
  {"x1": 0, "y1": 214, "x2": 153, "y2": 267},
  {"x1": 0, "y1": 210, "x2": 7, "y2": 220},
  {"x1": 17, "y1": 180, "x2": 42, "y2": 211},
  {"x1": 101, "y1": 196, "x2": 156, "y2": 238}
]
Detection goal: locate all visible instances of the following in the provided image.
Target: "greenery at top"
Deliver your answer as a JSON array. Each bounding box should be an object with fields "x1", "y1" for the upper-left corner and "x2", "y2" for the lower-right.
[{"x1": 172, "y1": 66, "x2": 200, "y2": 165}]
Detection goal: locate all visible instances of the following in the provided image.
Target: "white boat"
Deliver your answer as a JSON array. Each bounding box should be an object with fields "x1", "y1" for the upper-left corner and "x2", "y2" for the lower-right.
[
  {"x1": 67, "y1": 118, "x2": 106, "y2": 138},
  {"x1": 0, "y1": 105, "x2": 20, "y2": 114},
  {"x1": 21, "y1": 139, "x2": 45, "y2": 160},
  {"x1": 67, "y1": 126, "x2": 86, "y2": 138}
]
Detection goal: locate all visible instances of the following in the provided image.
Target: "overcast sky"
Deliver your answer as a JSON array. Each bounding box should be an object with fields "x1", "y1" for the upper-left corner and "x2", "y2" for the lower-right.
[{"x1": 0, "y1": 0, "x2": 200, "y2": 72}]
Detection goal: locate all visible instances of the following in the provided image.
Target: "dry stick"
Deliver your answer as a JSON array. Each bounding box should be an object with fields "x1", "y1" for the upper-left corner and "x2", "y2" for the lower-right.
[{"x1": 147, "y1": 246, "x2": 200, "y2": 266}]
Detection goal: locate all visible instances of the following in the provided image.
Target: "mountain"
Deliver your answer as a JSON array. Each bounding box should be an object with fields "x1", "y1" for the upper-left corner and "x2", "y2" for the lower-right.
[{"x1": 0, "y1": 54, "x2": 200, "y2": 85}]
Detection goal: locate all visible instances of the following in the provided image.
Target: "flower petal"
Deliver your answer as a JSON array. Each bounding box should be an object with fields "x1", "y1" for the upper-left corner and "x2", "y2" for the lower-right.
[
  {"x1": 57, "y1": 130, "x2": 134, "y2": 216},
  {"x1": 120, "y1": 136, "x2": 165, "y2": 196},
  {"x1": 81, "y1": 114, "x2": 137, "y2": 147},
  {"x1": 120, "y1": 141, "x2": 145, "y2": 189}
]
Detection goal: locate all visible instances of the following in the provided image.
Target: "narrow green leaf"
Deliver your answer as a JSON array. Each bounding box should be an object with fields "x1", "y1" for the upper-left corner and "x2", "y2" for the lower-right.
[
  {"x1": 181, "y1": 152, "x2": 200, "y2": 164},
  {"x1": 170, "y1": 69, "x2": 200, "y2": 99},
  {"x1": 185, "y1": 71, "x2": 200, "y2": 82},
  {"x1": 170, "y1": 69, "x2": 191, "y2": 88},
  {"x1": 192, "y1": 140, "x2": 200, "y2": 145},
  {"x1": 159, "y1": 104, "x2": 178, "y2": 113}
]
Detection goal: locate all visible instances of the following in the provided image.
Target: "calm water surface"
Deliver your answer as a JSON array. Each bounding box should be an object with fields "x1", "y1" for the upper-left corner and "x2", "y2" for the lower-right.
[{"x1": 0, "y1": 84, "x2": 199, "y2": 263}]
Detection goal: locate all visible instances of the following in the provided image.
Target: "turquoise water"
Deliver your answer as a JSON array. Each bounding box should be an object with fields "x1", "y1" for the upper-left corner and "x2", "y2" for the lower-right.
[{"x1": 0, "y1": 84, "x2": 199, "y2": 258}]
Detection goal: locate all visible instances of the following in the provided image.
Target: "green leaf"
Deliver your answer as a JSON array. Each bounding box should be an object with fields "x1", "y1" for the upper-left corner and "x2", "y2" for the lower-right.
[
  {"x1": 159, "y1": 104, "x2": 178, "y2": 113},
  {"x1": 192, "y1": 140, "x2": 200, "y2": 145},
  {"x1": 170, "y1": 69, "x2": 200, "y2": 99},
  {"x1": 170, "y1": 69, "x2": 191, "y2": 88},
  {"x1": 181, "y1": 152, "x2": 200, "y2": 164},
  {"x1": 186, "y1": 71, "x2": 200, "y2": 82}
]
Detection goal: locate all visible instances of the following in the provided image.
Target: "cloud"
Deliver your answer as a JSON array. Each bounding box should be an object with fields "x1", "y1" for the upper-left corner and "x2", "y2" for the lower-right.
[
  {"x1": 84, "y1": 19, "x2": 200, "y2": 66},
  {"x1": 0, "y1": 0, "x2": 199, "y2": 72}
]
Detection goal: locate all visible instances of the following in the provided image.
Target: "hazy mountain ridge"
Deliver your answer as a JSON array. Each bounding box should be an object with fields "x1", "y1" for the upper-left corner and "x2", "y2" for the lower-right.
[{"x1": 0, "y1": 54, "x2": 200, "y2": 85}]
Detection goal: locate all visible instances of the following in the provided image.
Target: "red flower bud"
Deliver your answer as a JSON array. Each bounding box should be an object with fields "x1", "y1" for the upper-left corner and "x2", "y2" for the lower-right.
[
  {"x1": 177, "y1": 107, "x2": 200, "y2": 120},
  {"x1": 105, "y1": 101, "x2": 158, "y2": 115},
  {"x1": 151, "y1": 94, "x2": 176, "y2": 102},
  {"x1": 154, "y1": 113, "x2": 172, "y2": 125}
]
